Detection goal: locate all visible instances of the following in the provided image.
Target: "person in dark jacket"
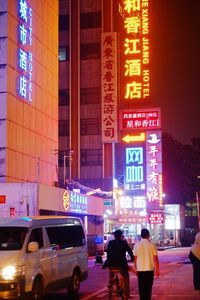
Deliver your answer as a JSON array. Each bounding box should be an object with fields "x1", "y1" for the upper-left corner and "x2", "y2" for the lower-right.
[
  {"x1": 189, "y1": 232, "x2": 200, "y2": 294},
  {"x1": 102, "y1": 229, "x2": 134, "y2": 300}
]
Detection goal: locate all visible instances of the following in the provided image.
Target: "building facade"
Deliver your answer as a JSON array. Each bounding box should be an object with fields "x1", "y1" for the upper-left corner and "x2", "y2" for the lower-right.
[
  {"x1": 0, "y1": 0, "x2": 58, "y2": 185},
  {"x1": 59, "y1": 0, "x2": 105, "y2": 187},
  {"x1": 58, "y1": 0, "x2": 166, "y2": 243}
]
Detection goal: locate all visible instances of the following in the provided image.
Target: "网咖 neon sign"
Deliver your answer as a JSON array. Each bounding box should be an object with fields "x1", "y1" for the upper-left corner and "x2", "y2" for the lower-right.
[{"x1": 125, "y1": 146, "x2": 146, "y2": 190}]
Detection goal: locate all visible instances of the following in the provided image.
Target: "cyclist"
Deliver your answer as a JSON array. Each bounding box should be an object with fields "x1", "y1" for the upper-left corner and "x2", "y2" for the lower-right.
[{"x1": 102, "y1": 229, "x2": 134, "y2": 299}]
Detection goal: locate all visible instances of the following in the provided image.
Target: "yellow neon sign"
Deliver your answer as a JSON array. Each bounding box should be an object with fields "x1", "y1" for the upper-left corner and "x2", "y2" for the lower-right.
[
  {"x1": 121, "y1": 0, "x2": 150, "y2": 101},
  {"x1": 122, "y1": 132, "x2": 146, "y2": 143}
]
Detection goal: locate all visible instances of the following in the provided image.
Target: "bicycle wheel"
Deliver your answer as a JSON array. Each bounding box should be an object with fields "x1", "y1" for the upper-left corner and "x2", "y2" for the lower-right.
[{"x1": 109, "y1": 278, "x2": 121, "y2": 300}]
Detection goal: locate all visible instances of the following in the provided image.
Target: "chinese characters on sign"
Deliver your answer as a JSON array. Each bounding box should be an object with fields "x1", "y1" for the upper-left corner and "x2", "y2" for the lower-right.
[
  {"x1": 17, "y1": 0, "x2": 33, "y2": 102},
  {"x1": 116, "y1": 195, "x2": 147, "y2": 223},
  {"x1": 101, "y1": 33, "x2": 118, "y2": 142},
  {"x1": 63, "y1": 190, "x2": 88, "y2": 214},
  {"x1": 119, "y1": 0, "x2": 150, "y2": 101},
  {"x1": 121, "y1": 108, "x2": 161, "y2": 130},
  {"x1": 125, "y1": 146, "x2": 146, "y2": 190},
  {"x1": 148, "y1": 212, "x2": 164, "y2": 224},
  {"x1": 146, "y1": 131, "x2": 163, "y2": 210}
]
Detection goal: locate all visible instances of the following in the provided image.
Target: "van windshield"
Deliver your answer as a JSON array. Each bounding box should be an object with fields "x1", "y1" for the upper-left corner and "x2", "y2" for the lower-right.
[{"x1": 0, "y1": 227, "x2": 28, "y2": 251}]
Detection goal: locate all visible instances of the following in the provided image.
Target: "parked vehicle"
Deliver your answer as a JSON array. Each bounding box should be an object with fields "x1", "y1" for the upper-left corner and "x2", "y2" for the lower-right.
[{"x1": 0, "y1": 216, "x2": 88, "y2": 299}]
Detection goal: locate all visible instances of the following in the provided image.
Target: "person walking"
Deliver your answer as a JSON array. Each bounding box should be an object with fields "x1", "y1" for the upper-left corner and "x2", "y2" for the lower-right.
[
  {"x1": 189, "y1": 232, "x2": 200, "y2": 294},
  {"x1": 133, "y1": 228, "x2": 160, "y2": 300},
  {"x1": 102, "y1": 229, "x2": 134, "y2": 300}
]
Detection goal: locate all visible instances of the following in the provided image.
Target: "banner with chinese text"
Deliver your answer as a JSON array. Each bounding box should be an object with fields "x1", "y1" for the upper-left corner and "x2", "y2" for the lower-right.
[
  {"x1": 101, "y1": 32, "x2": 118, "y2": 143},
  {"x1": 146, "y1": 130, "x2": 163, "y2": 211}
]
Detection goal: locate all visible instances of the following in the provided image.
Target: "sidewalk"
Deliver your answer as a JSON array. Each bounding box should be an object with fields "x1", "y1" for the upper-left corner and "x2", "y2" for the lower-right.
[
  {"x1": 130, "y1": 262, "x2": 199, "y2": 299},
  {"x1": 87, "y1": 254, "x2": 199, "y2": 299}
]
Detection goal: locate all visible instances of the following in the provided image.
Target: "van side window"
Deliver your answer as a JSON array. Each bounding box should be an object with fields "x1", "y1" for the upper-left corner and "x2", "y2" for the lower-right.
[
  {"x1": 46, "y1": 225, "x2": 85, "y2": 249},
  {"x1": 28, "y1": 228, "x2": 43, "y2": 248}
]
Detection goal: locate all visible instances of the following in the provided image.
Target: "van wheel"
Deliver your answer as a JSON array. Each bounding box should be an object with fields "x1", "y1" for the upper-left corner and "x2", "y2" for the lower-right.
[
  {"x1": 67, "y1": 270, "x2": 80, "y2": 298},
  {"x1": 31, "y1": 277, "x2": 43, "y2": 300}
]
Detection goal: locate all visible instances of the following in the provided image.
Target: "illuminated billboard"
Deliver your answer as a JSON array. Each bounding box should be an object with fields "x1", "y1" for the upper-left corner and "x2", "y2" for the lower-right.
[
  {"x1": 124, "y1": 146, "x2": 146, "y2": 190},
  {"x1": 164, "y1": 204, "x2": 180, "y2": 230},
  {"x1": 146, "y1": 131, "x2": 163, "y2": 210},
  {"x1": 101, "y1": 32, "x2": 118, "y2": 142},
  {"x1": 120, "y1": 108, "x2": 161, "y2": 130},
  {"x1": 118, "y1": 0, "x2": 150, "y2": 102},
  {"x1": 17, "y1": 0, "x2": 33, "y2": 102},
  {"x1": 148, "y1": 212, "x2": 164, "y2": 224},
  {"x1": 115, "y1": 195, "x2": 147, "y2": 224}
]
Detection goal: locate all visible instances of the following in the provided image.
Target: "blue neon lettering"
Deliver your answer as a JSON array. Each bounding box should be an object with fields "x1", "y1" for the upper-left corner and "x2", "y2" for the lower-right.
[
  {"x1": 19, "y1": 76, "x2": 27, "y2": 98},
  {"x1": 19, "y1": 48, "x2": 27, "y2": 71},
  {"x1": 126, "y1": 166, "x2": 144, "y2": 182},
  {"x1": 19, "y1": 0, "x2": 28, "y2": 22},
  {"x1": 19, "y1": 24, "x2": 27, "y2": 45},
  {"x1": 126, "y1": 147, "x2": 143, "y2": 165}
]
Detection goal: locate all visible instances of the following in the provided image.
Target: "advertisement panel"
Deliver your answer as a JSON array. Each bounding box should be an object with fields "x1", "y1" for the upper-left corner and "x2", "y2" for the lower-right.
[
  {"x1": 124, "y1": 146, "x2": 146, "y2": 191},
  {"x1": 164, "y1": 204, "x2": 180, "y2": 230},
  {"x1": 17, "y1": 0, "x2": 33, "y2": 102},
  {"x1": 101, "y1": 32, "x2": 118, "y2": 142},
  {"x1": 120, "y1": 108, "x2": 161, "y2": 130},
  {"x1": 118, "y1": 0, "x2": 150, "y2": 103},
  {"x1": 146, "y1": 130, "x2": 163, "y2": 211}
]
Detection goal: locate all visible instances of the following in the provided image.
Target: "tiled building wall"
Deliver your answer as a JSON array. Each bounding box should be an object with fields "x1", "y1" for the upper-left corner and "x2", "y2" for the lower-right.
[{"x1": 0, "y1": 0, "x2": 58, "y2": 185}]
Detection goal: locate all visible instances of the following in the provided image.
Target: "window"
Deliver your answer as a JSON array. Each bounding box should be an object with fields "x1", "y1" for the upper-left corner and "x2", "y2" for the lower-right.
[
  {"x1": 80, "y1": 118, "x2": 101, "y2": 135},
  {"x1": 185, "y1": 202, "x2": 198, "y2": 216},
  {"x1": 59, "y1": 47, "x2": 69, "y2": 61},
  {"x1": 59, "y1": 14, "x2": 69, "y2": 31},
  {"x1": 80, "y1": 43, "x2": 100, "y2": 60},
  {"x1": 58, "y1": 152, "x2": 70, "y2": 167},
  {"x1": 0, "y1": 227, "x2": 28, "y2": 251},
  {"x1": 28, "y1": 228, "x2": 43, "y2": 249},
  {"x1": 80, "y1": 12, "x2": 101, "y2": 29},
  {"x1": 59, "y1": 120, "x2": 69, "y2": 136},
  {"x1": 46, "y1": 225, "x2": 85, "y2": 249},
  {"x1": 59, "y1": 89, "x2": 69, "y2": 105},
  {"x1": 81, "y1": 87, "x2": 100, "y2": 104},
  {"x1": 81, "y1": 149, "x2": 102, "y2": 166}
]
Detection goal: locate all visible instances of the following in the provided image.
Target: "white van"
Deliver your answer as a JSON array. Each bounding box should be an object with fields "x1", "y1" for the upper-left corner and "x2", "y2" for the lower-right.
[{"x1": 0, "y1": 216, "x2": 88, "y2": 299}]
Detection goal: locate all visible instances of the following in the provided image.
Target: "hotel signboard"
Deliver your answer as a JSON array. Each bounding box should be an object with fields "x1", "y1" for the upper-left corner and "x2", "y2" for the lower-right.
[{"x1": 119, "y1": 0, "x2": 150, "y2": 102}]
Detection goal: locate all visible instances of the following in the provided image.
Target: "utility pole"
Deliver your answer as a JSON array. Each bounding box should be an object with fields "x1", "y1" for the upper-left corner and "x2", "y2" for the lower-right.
[
  {"x1": 54, "y1": 149, "x2": 74, "y2": 187},
  {"x1": 62, "y1": 150, "x2": 74, "y2": 186}
]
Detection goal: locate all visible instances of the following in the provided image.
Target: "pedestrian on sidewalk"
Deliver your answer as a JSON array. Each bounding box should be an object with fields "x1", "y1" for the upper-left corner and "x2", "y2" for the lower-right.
[
  {"x1": 133, "y1": 228, "x2": 160, "y2": 300},
  {"x1": 189, "y1": 232, "x2": 200, "y2": 294}
]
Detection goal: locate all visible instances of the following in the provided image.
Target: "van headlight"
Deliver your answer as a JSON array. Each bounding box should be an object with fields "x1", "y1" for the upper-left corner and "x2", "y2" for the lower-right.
[{"x1": 1, "y1": 265, "x2": 25, "y2": 280}]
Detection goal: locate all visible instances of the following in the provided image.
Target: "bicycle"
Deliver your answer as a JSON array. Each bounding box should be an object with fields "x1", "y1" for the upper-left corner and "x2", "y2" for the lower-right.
[{"x1": 108, "y1": 268, "x2": 124, "y2": 300}]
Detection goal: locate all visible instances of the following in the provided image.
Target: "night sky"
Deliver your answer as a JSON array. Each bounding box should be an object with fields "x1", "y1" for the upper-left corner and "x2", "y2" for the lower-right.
[{"x1": 151, "y1": 0, "x2": 200, "y2": 144}]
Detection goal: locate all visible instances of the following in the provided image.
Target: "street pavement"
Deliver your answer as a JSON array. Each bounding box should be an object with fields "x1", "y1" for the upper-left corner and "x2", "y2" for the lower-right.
[{"x1": 80, "y1": 248, "x2": 200, "y2": 300}]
